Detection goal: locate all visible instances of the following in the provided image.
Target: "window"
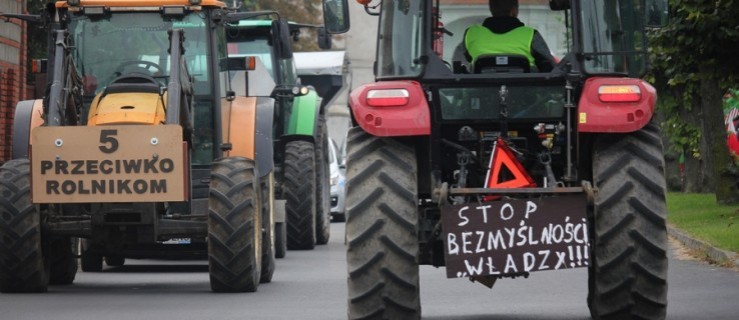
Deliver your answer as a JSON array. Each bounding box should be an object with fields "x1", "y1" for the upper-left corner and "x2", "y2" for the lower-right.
[
  {"x1": 580, "y1": 0, "x2": 647, "y2": 76},
  {"x1": 376, "y1": 0, "x2": 425, "y2": 78},
  {"x1": 69, "y1": 12, "x2": 209, "y2": 95},
  {"x1": 439, "y1": 86, "x2": 565, "y2": 120}
]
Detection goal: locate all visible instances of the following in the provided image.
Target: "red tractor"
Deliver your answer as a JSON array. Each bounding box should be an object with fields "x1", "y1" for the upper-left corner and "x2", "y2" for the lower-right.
[{"x1": 327, "y1": 0, "x2": 670, "y2": 319}]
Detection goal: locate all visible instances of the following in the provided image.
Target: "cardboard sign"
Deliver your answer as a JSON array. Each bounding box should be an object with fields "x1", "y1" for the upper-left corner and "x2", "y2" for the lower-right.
[
  {"x1": 441, "y1": 194, "x2": 589, "y2": 278},
  {"x1": 31, "y1": 125, "x2": 186, "y2": 203}
]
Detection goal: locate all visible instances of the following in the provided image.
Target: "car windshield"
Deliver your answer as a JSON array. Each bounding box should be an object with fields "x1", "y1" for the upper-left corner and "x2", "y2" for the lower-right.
[{"x1": 68, "y1": 12, "x2": 209, "y2": 96}]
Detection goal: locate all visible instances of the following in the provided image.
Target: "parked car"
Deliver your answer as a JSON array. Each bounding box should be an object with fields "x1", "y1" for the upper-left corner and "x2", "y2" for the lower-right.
[{"x1": 329, "y1": 139, "x2": 346, "y2": 222}]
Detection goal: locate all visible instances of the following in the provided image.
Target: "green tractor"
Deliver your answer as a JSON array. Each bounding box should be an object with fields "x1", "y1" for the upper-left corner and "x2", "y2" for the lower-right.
[{"x1": 225, "y1": 15, "x2": 346, "y2": 251}]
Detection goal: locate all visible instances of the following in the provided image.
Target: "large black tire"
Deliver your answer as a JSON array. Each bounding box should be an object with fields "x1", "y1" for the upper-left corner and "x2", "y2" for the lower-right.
[
  {"x1": 80, "y1": 240, "x2": 103, "y2": 272},
  {"x1": 48, "y1": 237, "x2": 78, "y2": 285},
  {"x1": 0, "y1": 159, "x2": 49, "y2": 293},
  {"x1": 315, "y1": 115, "x2": 331, "y2": 245},
  {"x1": 208, "y1": 157, "x2": 262, "y2": 292},
  {"x1": 283, "y1": 141, "x2": 317, "y2": 250},
  {"x1": 260, "y1": 173, "x2": 276, "y2": 283},
  {"x1": 274, "y1": 221, "x2": 287, "y2": 258},
  {"x1": 345, "y1": 127, "x2": 421, "y2": 319},
  {"x1": 105, "y1": 255, "x2": 125, "y2": 267},
  {"x1": 332, "y1": 212, "x2": 346, "y2": 223},
  {"x1": 588, "y1": 122, "x2": 668, "y2": 320}
]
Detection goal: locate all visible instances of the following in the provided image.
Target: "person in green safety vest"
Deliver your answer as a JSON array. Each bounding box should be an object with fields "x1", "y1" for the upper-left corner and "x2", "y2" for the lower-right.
[{"x1": 463, "y1": 0, "x2": 556, "y2": 72}]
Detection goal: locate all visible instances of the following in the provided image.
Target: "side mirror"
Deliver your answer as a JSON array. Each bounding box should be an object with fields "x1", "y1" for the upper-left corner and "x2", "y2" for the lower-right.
[
  {"x1": 549, "y1": 0, "x2": 569, "y2": 10},
  {"x1": 222, "y1": 56, "x2": 250, "y2": 70},
  {"x1": 227, "y1": 56, "x2": 277, "y2": 97},
  {"x1": 0, "y1": 13, "x2": 42, "y2": 23},
  {"x1": 322, "y1": 0, "x2": 350, "y2": 34},
  {"x1": 272, "y1": 19, "x2": 294, "y2": 59},
  {"x1": 317, "y1": 27, "x2": 332, "y2": 50},
  {"x1": 645, "y1": 0, "x2": 669, "y2": 27}
]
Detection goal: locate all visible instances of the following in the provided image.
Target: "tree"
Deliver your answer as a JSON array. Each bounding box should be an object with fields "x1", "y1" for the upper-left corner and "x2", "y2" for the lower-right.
[
  {"x1": 26, "y1": 0, "x2": 49, "y2": 60},
  {"x1": 648, "y1": 0, "x2": 739, "y2": 203},
  {"x1": 242, "y1": 0, "x2": 328, "y2": 51}
]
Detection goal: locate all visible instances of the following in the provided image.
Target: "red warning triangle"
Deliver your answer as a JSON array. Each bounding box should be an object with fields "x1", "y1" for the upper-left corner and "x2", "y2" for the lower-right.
[{"x1": 484, "y1": 137, "x2": 536, "y2": 189}]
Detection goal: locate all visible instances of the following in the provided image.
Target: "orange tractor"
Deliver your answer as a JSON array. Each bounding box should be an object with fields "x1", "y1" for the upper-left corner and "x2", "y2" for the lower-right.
[{"x1": 0, "y1": 0, "x2": 342, "y2": 293}]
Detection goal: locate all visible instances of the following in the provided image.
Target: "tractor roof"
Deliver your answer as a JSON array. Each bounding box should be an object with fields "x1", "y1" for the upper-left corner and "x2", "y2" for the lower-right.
[
  {"x1": 228, "y1": 19, "x2": 318, "y2": 33},
  {"x1": 56, "y1": 0, "x2": 226, "y2": 9},
  {"x1": 230, "y1": 19, "x2": 273, "y2": 28}
]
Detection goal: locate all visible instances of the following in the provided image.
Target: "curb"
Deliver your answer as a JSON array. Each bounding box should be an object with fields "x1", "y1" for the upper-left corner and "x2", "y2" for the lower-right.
[{"x1": 667, "y1": 225, "x2": 739, "y2": 269}]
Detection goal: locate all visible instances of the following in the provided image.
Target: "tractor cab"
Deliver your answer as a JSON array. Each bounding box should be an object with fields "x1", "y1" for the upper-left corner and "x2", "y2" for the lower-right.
[
  {"x1": 65, "y1": 10, "x2": 212, "y2": 161},
  {"x1": 347, "y1": 0, "x2": 669, "y2": 189}
]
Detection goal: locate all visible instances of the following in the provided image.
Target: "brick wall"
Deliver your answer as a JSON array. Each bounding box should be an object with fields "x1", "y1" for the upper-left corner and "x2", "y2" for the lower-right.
[{"x1": 0, "y1": 0, "x2": 28, "y2": 162}]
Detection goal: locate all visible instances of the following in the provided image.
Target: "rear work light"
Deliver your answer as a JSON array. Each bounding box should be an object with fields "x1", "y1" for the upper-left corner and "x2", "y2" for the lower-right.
[
  {"x1": 366, "y1": 89, "x2": 410, "y2": 107},
  {"x1": 598, "y1": 85, "x2": 641, "y2": 102}
]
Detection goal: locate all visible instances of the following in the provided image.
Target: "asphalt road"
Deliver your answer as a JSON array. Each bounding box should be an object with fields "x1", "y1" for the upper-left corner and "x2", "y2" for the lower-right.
[{"x1": 1, "y1": 223, "x2": 737, "y2": 320}]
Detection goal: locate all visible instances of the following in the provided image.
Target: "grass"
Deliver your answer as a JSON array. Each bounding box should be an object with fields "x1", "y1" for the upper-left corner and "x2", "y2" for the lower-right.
[{"x1": 667, "y1": 192, "x2": 739, "y2": 253}]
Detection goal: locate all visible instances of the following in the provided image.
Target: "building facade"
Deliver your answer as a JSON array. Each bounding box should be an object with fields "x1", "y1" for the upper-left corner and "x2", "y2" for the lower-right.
[{"x1": 0, "y1": 0, "x2": 28, "y2": 162}]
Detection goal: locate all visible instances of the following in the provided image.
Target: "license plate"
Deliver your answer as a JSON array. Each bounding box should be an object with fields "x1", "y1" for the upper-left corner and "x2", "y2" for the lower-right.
[{"x1": 162, "y1": 238, "x2": 191, "y2": 244}]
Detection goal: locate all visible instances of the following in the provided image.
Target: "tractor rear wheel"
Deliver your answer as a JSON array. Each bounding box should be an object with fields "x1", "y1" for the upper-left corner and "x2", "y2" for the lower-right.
[
  {"x1": 48, "y1": 237, "x2": 78, "y2": 285},
  {"x1": 208, "y1": 157, "x2": 261, "y2": 292},
  {"x1": 588, "y1": 122, "x2": 668, "y2": 320},
  {"x1": 345, "y1": 127, "x2": 421, "y2": 319},
  {"x1": 0, "y1": 159, "x2": 49, "y2": 293},
  {"x1": 315, "y1": 115, "x2": 331, "y2": 245},
  {"x1": 80, "y1": 240, "x2": 103, "y2": 272},
  {"x1": 283, "y1": 141, "x2": 317, "y2": 250},
  {"x1": 260, "y1": 173, "x2": 276, "y2": 283},
  {"x1": 274, "y1": 221, "x2": 287, "y2": 258},
  {"x1": 105, "y1": 255, "x2": 125, "y2": 267}
]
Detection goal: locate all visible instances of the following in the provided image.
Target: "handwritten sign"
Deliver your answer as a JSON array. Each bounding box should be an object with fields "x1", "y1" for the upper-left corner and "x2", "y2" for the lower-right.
[{"x1": 441, "y1": 194, "x2": 589, "y2": 278}]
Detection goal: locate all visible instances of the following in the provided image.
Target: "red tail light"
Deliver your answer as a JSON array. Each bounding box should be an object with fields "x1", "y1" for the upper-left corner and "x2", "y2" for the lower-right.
[
  {"x1": 366, "y1": 89, "x2": 410, "y2": 107},
  {"x1": 598, "y1": 85, "x2": 641, "y2": 102}
]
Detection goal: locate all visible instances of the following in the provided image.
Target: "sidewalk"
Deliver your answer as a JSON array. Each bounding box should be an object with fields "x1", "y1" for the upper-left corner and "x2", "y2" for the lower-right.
[{"x1": 668, "y1": 224, "x2": 739, "y2": 269}]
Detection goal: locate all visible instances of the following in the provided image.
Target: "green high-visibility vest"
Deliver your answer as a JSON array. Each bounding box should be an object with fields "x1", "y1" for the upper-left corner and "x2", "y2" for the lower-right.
[{"x1": 464, "y1": 24, "x2": 535, "y2": 66}]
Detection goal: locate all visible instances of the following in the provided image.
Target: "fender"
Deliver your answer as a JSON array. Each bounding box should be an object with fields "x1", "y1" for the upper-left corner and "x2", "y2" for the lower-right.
[
  {"x1": 285, "y1": 89, "x2": 320, "y2": 138},
  {"x1": 12, "y1": 99, "x2": 44, "y2": 159},
  {"x1": 221, "y1": 96, "x2": 275, "y2": 178},
  {"x1": 254, "y1": 97, "x2": 275, "y2": 178},
  {"x1": 221, "y1": 96, "x2": 256, "y2": 160},
  {"x1": 577, "y1": 77, "x2": 656, "y2": 133},
  {"x1": 349, "y1": 80, "x2": 430, "y2": 137}
]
